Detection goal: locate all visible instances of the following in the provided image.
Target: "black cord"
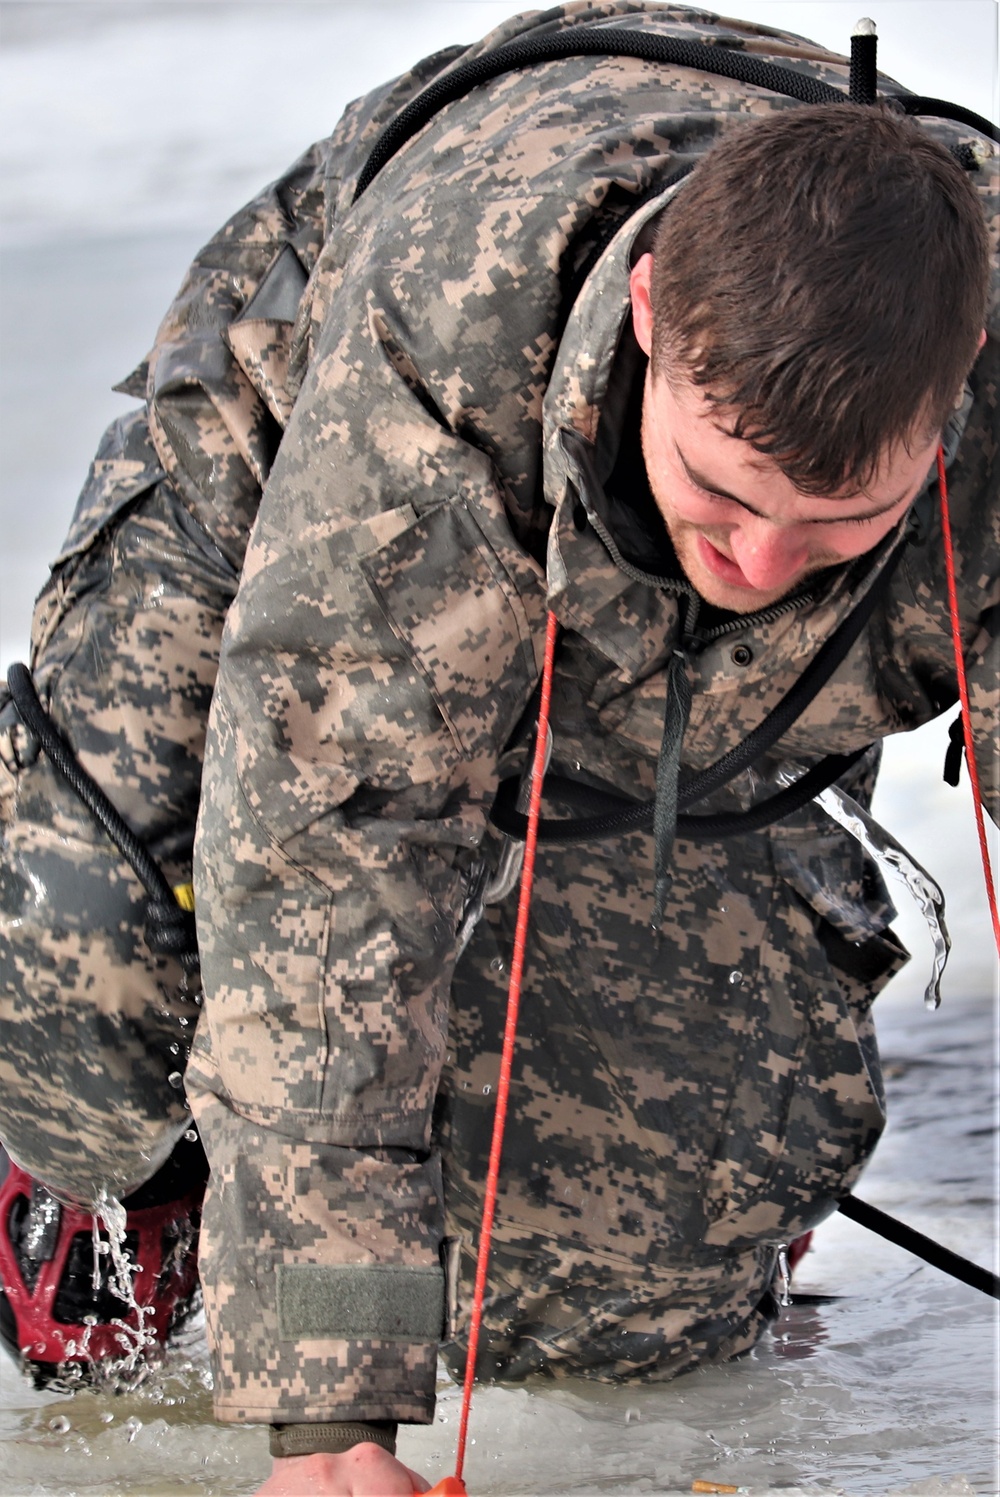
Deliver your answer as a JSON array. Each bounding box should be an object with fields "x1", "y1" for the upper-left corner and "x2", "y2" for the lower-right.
[
  {"x1": 354, "y1": 28, "x2": 845, "y2": 201},
  {"x1": 896, "y1": 95, "x2": 1000, "y2": 145},
  {"x1": 849, "y1": 28, "x2": 878, "y2": 107},
  {"x1": 839, "y1": 1194, "x2": 1000, "y2": 1300},
  {"x1": 490, "y1": 536, "x2": 905, "y2": 845},
  {"x1": 354, "y1": 27, "x2": 1000, "y2": 204}
]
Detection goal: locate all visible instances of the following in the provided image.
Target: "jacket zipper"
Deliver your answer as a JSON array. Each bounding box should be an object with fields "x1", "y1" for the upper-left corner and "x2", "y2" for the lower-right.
[{"x1": 584, "y1": 504, "x2": 816, "y2": 654}]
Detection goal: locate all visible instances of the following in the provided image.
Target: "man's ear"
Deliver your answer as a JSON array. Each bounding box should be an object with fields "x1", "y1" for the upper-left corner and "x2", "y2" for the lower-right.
[{"x1": 630, "y1": 252, "x2": 655, "y2": 358}]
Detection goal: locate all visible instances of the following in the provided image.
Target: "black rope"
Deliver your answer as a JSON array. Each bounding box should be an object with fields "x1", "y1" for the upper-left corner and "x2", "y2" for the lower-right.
[
  {"x1": 839, "y1": 1194, "x2": 1000, "y2": 1300},
  {"x1": 896, "y1": 95, "x2": 1000, "y2": 145},
  {"x1": 849, "y1": 26, "x2": 878, "y2": 106},
  {"x1": 354, "y1": 27, "x2": 1000, "y2": 204},
  {"x1": 353, "y1": 28, "x2": 846, "y2": 201},
  {"x1": 5, "y1": 664, "x2": 198, "y2": 968},
  {"x1": 677, "y1": 536, "x2": 905, "y2": 812}
]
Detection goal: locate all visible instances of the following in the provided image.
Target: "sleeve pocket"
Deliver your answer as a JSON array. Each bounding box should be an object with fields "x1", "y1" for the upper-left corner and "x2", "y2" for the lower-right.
[{"x1": 361, "y1": 499, "x2": 538, "y2": 764}]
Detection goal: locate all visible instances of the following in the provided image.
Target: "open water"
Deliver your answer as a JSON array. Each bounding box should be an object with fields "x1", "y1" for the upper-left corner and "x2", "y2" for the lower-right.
[{"x1": 0, "y1": 5, "x2": 996, "y2": 1493}]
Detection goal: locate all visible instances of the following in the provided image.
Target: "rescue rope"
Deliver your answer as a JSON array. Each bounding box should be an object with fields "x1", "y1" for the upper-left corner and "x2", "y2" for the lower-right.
[
  {"x1": 936, "y1": 448, "x2": 1000, "y2": 954},
  {"x1": 453, "y1": 609, "x2": 560, "y2": 1488},
  {"x1": 839, "y1": 1195, "x2": 1000, "y2": 1299}
]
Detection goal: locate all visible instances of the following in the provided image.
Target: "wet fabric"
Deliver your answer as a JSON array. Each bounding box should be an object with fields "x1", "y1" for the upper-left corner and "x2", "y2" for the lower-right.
[{"x1": 0, "y1": 0, "x2": 996, "y2": 1433}]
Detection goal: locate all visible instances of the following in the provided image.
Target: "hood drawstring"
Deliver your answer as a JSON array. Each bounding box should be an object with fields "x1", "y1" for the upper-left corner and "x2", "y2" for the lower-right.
[{"x1": 652, "y1": 647, "x2": 693, "y2": 929}]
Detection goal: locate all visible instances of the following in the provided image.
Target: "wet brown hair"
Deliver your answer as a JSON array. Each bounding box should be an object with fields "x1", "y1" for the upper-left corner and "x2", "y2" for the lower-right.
[{"x1": 650, "y1": 104, "x2": 991, "y2": 495}]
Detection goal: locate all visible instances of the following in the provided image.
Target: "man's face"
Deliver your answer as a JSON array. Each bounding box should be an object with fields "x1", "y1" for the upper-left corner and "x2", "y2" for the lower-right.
[{"x1": 639, "y1": 369, "x2": 939, "y2": 612}]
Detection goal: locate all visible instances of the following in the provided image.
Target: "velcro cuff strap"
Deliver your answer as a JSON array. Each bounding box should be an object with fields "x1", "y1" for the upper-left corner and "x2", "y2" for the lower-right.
[
  {"x1": 276, "y1": 1263, "x2": 445, "y2": 1342},
  {"x1": 269, "y1": 1421, "x2": 397, "y2": 1459}
]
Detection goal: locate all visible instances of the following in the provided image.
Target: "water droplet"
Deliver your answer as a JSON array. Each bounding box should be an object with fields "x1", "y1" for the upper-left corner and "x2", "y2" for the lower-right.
[
  {"x1": 482, "y1": 1084, "x2": 492, "y2": 1095},
  {"x1": 124, "y1": 1416, "x2": 142, "y2": 1443},
  {"x1": 183, "y1": 1128, "x2": 198, "y2": 1143},
  {"x1": 100, "y1": 1412, "x2": 114, "y2": 1425},
  {"x1": 461, "y1": 1080, "x2": 470, "y2": 1090},
  {"x1": 728, "y1": 969, "x2": 744, "y2": 986},
  {"x1": 489, "y1": 957, "x2": 504, "y2": 973},
  {"x1": 178, "y1": 1017, "x2": 189, "y2": 1027},
  {"x1": 49, "y1": 1415, "x2": 71, "y2": 1433},
  {"x1": 169, "y1": 1043, "x2": 180, "y2": 1056},
  {"x1": 97, "y1": 1241, "x2": 110, "y2": 1255},
  {"x1": 625, "y1": 1406, "x2": 640, "y2": 1424},
  {"x1": 168, "y1": 1071, "x2": 184, "y2": 1089}
]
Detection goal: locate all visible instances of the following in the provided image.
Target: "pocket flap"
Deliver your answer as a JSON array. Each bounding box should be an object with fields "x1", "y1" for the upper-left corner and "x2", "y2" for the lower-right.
[{"x1": 361, "y1": 500, "x2": 538, "y2": 763}]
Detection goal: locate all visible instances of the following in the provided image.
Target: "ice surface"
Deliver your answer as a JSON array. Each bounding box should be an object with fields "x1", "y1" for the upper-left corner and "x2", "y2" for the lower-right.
[{"x1": 0, "y1": 986, "x2": 993, "y2": 1496}]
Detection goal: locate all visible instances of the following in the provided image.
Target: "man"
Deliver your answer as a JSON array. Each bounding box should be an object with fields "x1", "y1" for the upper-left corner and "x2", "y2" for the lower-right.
[{"x1": 0, "y1": 5, "x2": 995, "y2": 1496}]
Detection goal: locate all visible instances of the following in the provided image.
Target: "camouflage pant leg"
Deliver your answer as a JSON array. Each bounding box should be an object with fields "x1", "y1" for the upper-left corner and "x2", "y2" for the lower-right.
[
  {"x1": 0, "y1": 412, "x2": 236, "y2": 1204},
  {"x1": 433, "y1": 823, "x2": 896, "y2": 1383},
  {"x1": 440, "y1": 1217, "x2": 777, "y2": 1386}
]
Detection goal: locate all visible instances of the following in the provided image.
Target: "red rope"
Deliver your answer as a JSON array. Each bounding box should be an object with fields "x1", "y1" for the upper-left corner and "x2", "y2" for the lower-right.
[
  {"x1": 439, "y1": 463, "x2": 996, "y2": 1485},
  {"x1": 453, "y1": 608, "x2": 560, "y2": 1484},
  {"x1": 936, "y1": 448, "x2": 1000, "y2": 956}
]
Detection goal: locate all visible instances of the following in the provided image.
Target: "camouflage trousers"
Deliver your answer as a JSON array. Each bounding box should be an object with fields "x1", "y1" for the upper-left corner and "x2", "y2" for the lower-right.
[{"x1": 0, "y1": 779, "x2": 898, "y2": 1383}]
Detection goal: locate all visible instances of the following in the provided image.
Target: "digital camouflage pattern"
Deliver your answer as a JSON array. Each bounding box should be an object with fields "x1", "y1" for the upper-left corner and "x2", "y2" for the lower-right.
[
  {"x1": 0, "y1": 0, "x2": 997, "y2": 1432},
  {"x1": 0, "y1": 140, "x2": 332, "y2": 1202}
]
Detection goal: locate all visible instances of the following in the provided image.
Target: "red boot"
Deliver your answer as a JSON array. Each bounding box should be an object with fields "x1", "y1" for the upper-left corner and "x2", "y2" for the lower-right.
[{"x1": 0, "y1": 1136, "x2": 206, "y2": 1389}]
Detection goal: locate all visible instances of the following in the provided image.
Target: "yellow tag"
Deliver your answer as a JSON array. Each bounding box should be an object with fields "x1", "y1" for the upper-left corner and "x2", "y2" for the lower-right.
[{"x1": 173, "y1": 883, "x2": 195, "y2": 912}]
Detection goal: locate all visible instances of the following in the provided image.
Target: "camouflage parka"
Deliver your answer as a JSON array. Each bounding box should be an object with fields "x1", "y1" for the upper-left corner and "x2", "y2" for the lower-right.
[{"x1": 1, "y1": 1, "x2": 997, "y2": 1431}]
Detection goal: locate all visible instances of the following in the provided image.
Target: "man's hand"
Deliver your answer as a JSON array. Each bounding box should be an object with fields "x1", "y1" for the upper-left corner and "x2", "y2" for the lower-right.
[{"x1": 253, "y1": 1444, "x2": 431, "y2": 1495}]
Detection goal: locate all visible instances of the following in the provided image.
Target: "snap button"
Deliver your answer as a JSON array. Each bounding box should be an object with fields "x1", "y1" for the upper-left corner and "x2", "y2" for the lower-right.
[{"x1": 731, "y1": 644, "x2": 753, "y2": 667}]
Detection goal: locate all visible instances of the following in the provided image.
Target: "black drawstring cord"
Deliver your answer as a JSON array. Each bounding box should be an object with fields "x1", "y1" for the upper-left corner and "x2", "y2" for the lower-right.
[
  {"x1": 5, "y1": 664, "x2": 198, "y2": 968},
  {"x1": 651, "y1": 650, "x2": 692, "y2": 929}
]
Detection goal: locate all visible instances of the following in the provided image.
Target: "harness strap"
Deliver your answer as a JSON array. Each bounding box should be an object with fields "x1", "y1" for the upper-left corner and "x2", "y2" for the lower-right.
[
  {"x1": 491, "y1": 747, "x2": 871, "y2": 843},
  {"x1": 490, "y1": 533, "x2": 907, "y2": 846},
  {"x1": 353, "y1": 29, "x2": 844, "y2": 202}
]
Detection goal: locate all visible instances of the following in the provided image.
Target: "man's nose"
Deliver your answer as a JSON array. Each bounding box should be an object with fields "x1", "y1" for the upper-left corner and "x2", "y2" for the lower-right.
[{"x1": 729, "y1": 522, "x2": 810, "y2": 591}]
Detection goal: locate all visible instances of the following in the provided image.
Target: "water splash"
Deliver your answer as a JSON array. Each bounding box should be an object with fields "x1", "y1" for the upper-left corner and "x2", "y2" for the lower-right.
[
  {"x1": 812, "y1": 781, "x2": 950, "y2": 1008},
  {"x1": 92, "y1": 1190, "x2": 159, "y2": 1382},
  {"x1": 778, "y1": 766, "x2": 950, "y2": 1008}
]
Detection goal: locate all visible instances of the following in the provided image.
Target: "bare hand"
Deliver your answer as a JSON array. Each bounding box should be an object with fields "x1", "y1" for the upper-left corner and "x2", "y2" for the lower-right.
[{"x1": 253, "y1": 1444, "x2": 431, "y2": 1495}]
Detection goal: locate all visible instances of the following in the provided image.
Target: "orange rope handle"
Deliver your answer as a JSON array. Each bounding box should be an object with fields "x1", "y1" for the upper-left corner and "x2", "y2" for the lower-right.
[
  {"x1": 937, "y1": 448, "x2": 1000, "y2": 955},
  {"x1": 453, "y1": 609, "x2": 561, "y2": 1484}
]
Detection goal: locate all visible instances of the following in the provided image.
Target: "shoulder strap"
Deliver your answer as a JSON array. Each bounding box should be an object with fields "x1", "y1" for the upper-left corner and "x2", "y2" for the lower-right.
[{"x1": 490, "y1": 536, "x2": 907, "y2": 844}]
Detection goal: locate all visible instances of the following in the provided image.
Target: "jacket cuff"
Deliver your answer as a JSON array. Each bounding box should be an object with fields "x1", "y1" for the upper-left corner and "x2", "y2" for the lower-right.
[{"x1": 269, "y1": 1421, "x2": 398, "y2": 1458}]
